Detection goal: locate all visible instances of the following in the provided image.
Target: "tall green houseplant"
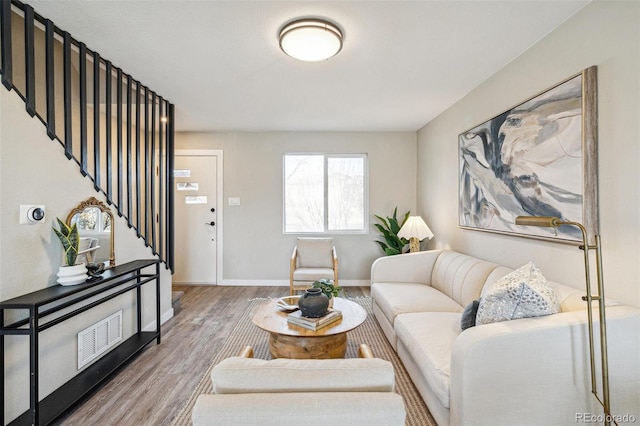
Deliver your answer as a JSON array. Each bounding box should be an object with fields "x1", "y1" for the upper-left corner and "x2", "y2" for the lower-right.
[
  {"x1": 52, "y1": 218, "x2": 80, "y2": 266},
  {"x1": 374, "y1": 207, "x2": 410, "y2": 255}
]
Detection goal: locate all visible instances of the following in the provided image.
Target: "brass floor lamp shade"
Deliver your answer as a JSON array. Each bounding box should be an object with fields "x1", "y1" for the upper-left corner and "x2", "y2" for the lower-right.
[{"x1": 515, "y1": 216, "x2": 611, "y2": 424}]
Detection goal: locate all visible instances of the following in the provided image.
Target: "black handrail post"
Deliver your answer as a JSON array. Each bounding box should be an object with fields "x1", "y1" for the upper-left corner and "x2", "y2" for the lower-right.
[
  {"x1": 116, "y1": 67, "x2": 123, "y2": 214},
  {"x1": 0, "y1": 0, "x2": 13, "y2": 89},
  {"x1": 168, "y1": 103, "x2": 175, "y2": 272},
  {"x1": 158, "y1": 99, "x2": 165, "y2": 263},
  {"x1": 24, "y1": 5, "x2": 36, "y2": 116},
  {"x1": 79, "y1": 42, "x2": 88, "y2": 176},
  {"x1": 126, "y1": 74, "x2": 133, "y2": 226},
  {"x1": 135, "y1": 80, "x2": 141, "y2": 237},
  {"x1": 144, "y1": 85, "x2": 150, "y2": 246},
  {"x1": 105, "y1": 60, "x2": 113, "y2": 202},
  {"x1": 150, "y1": 91, "x2": 157, "y2": 253},
  {"x1": 62, "y1": 31, "x2": 72, "y2": 159},
  {"x1": 45, "y1": 19, "x2": 55, "y2": 139},
  {"x1": 93, "y1": 50, "x2": 101, "y2": 191}
]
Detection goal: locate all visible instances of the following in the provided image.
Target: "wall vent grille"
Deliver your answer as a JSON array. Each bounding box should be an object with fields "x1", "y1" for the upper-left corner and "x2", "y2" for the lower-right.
[{"x1": 78, "y1": 310, "x2": 123, "y2": 369}]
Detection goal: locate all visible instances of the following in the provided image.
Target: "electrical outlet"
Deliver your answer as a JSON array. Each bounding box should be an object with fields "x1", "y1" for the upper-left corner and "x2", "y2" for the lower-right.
[{"x1": 20, "y1": 205, "x2": 45, "y2": 224}]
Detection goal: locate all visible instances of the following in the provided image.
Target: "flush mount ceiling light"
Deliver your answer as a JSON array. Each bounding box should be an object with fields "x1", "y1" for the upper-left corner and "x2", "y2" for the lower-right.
[{"x1": 279, "y1": 18, "x2": 343, "y2": 62}]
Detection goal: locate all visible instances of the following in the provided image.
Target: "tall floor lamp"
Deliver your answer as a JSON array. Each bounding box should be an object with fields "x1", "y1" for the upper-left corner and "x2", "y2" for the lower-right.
[{"x1": 515, "y1": 216, "x2": 611, "y2": 425}]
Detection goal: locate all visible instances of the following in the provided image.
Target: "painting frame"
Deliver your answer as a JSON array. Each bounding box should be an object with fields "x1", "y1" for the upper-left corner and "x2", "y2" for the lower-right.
[{"x1": 458, "y1": 66, "x2": 598, "y2": 244}]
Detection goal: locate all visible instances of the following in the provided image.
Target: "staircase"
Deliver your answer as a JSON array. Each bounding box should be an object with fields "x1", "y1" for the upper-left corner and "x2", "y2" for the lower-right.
[
  {"x1": 172, "y1": 290, "x2": 185, "y2": 314},
  {"x1": 0, "y1": 0, "x2": 175, "y2": 270}
]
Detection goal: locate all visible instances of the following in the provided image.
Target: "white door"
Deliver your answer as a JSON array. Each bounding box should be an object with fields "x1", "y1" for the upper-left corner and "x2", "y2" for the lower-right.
[{"x1": 173, "y1": 154, "x2": 218, "y2": 284}]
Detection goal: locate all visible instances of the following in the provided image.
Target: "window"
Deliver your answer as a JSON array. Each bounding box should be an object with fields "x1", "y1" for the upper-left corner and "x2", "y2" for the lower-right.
[{"x1": 284, "y1": 154, "x2": 367, "y2": 233}]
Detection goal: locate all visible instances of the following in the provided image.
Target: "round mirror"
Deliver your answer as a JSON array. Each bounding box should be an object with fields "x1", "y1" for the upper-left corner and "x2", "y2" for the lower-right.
[{"x1": 66, "y1": 197, "x2": 115, "y2": 268}]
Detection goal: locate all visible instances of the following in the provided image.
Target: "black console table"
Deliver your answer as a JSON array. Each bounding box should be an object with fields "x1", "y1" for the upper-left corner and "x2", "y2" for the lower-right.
[{"x1": 0, "y1": 259, "x2": 161, "y2": 426}]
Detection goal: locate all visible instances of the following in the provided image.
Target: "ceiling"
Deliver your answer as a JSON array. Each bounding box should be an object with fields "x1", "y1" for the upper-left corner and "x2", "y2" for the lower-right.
[{"x1": 23, "y1": 0, "x2": 589, "y2": 132}]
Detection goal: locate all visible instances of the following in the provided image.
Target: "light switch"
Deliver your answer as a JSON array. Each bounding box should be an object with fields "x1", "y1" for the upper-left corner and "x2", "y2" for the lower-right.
[{"x1": 228, "y1": 197, "x2": 240, "y2": 206}]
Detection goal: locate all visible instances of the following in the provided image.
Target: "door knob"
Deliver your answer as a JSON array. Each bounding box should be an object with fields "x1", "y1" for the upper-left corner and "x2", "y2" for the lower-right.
[
  {"x1": 210, "y1": 208, "x2": 215, "y2": 213},
  {"x1": 205, "y1": 221, "x2": 215, "y2": 226}
]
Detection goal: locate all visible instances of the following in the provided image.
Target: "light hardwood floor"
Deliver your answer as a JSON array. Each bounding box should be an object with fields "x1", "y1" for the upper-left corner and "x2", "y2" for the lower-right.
[{"x1": 55, "y1": 285, "x2": 370, "y2": 425}]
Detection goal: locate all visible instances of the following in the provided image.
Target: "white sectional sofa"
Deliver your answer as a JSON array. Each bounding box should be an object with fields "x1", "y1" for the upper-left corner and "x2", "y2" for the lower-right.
[{"x1": 371, "y1": 249, "x2": 640, "y2": 426}]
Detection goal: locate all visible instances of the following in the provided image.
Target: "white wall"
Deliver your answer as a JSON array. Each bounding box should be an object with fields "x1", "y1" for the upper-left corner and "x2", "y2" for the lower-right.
[
  {"x1": 417, "y1": 1, "x2": 640, "y2": 307},
  {"x1": 176, "y1": 131, "x2": 417, "y2": 285},
  {"x1": 0, "y1": 87, "x2": 173, "y2": 422}
]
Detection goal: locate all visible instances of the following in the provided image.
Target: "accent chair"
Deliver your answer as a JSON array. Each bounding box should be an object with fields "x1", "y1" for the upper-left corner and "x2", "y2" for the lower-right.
[{"x1": 289, "y1": 237, "x2": 338, "y2": 295}]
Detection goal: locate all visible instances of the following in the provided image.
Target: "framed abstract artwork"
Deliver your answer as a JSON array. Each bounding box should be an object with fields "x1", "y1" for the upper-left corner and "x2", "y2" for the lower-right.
[{"x1": 458, "y1": 66, "x2": 598, "y2": 244}]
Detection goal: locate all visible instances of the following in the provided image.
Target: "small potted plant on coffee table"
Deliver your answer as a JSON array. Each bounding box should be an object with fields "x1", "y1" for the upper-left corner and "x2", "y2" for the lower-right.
[{"x1": 312, "y1": 279, "x2": 342, "y2": 308}]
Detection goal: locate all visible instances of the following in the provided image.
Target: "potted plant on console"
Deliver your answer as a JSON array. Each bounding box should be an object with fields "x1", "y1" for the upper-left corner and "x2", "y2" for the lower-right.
[{"x1": 53, "y1": 218, "x2": 88, "y2": 286}]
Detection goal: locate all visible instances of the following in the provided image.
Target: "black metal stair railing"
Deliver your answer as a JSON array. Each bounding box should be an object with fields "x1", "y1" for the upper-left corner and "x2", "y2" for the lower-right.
[{"x1": 0, "y1": 0, "x2": 175, "y2": 271}]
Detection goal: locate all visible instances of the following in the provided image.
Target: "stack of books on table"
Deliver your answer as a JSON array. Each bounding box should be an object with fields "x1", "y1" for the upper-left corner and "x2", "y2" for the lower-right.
[{"x1": 287, "y1": 309, "x2": 342, "y2": 331}]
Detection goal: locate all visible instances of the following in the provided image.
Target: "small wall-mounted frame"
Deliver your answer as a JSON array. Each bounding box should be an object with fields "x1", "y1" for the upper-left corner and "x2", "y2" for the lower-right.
[
  {"x1": 185, "y1": 195, "x2": 208, "y2": 204},
  {"x1": 174, "y1": 169, "x2": 191, "y2": 178},
  {"x1": 458, "y1": 66, "x2": 598, "y2": 244},
  {"x1": 177, "y1": 182, "x2": 199, "y2": 191}
]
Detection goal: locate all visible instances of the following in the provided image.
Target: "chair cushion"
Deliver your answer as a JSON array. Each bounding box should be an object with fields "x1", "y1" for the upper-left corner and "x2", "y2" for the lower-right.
[
  {"x1": 296, "y1": 238, "x2": 334, "y2": 268},
  {"x1": 211, "y1": 357, "x2": 396, "y2": 394},
  {"x1": 193, "y1": 392, "x2": 406, "y2": 426},
  {"x1": 293, "y1": 267, "x2": 335, "y2": 282}
]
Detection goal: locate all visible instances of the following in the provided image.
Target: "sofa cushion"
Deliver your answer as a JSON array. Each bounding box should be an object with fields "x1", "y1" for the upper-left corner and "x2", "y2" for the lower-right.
[
  {"x1": 394, "y1": 312, "x2": 461, "y2": 408},
  {"x1": 211, "y1": 357, "x2": 396, "y2": 394},
  {"x1": 371, "y1": 282, "x2": 464, "y2": 326},
  {"x1": 431, "y1": 251, "x2": 501, "y2": 307},
  {"x1": 476, "y1": 262, "x2": 560, "y2": 325}
]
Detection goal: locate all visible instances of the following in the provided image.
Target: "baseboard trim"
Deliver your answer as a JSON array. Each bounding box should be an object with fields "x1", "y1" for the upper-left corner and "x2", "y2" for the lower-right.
[{"x1": 143, "y1": 308, "x2": 174, "y2": 331}]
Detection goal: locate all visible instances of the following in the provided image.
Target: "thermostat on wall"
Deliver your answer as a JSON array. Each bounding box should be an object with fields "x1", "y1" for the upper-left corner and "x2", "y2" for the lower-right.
[{"x1": 20, "y1": 205, "x2": 45, "y2": 224}]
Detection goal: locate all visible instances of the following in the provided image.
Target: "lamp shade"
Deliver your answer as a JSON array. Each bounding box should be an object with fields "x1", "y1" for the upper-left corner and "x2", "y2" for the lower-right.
[
  {"x1": 398, "y1": 216, "x2": 434, "y2": 241},
  {"x1": 279, "y1": 19, "x2": 343, "y2": 62}
]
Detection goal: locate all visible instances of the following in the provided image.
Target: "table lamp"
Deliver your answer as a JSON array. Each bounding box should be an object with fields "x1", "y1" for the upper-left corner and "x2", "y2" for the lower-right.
[
  {"x1": 398, "y1": 216, "x2": 434, "y2": 253},
  {"x1": 515, "y1": 215, "x2": 611, "y2": 425}
]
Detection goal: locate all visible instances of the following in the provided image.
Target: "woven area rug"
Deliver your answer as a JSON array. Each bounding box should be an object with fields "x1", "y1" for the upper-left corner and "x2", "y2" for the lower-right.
[{"x1": 171, "y1": 297, "x2": 435, "y2": 426}]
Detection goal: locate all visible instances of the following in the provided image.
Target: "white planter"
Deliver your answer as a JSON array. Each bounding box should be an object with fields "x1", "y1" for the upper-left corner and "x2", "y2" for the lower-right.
[{"x1": 57, "y1": 263, "x2": 88, "y2": 286}]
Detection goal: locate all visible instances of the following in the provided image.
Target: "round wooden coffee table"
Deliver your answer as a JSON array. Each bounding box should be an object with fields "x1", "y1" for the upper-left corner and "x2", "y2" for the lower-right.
[{"x1": 251, "y1": 297, "x2": 367, "y2": 359}]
